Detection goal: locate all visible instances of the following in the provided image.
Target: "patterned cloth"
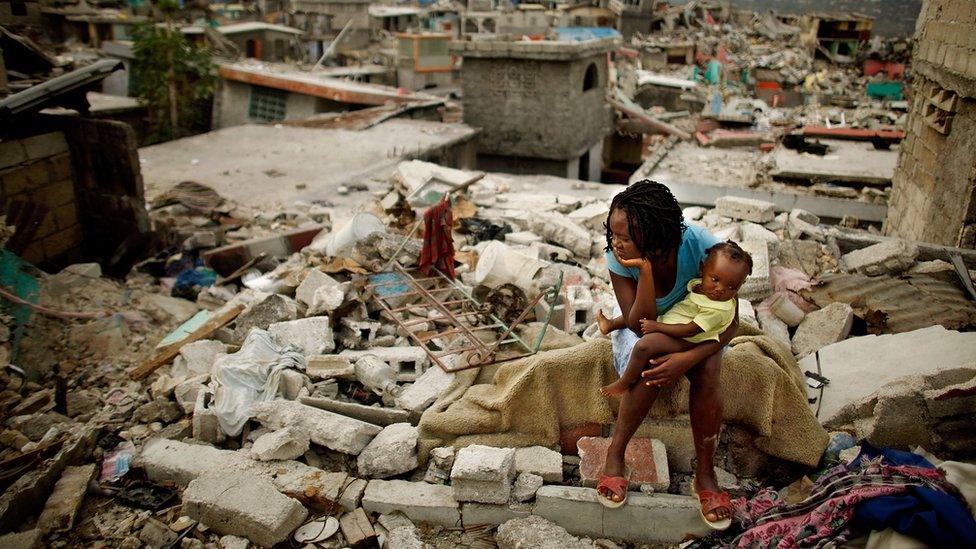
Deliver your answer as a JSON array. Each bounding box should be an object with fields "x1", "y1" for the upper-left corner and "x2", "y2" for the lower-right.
[
  {"x1": 418, "y1": 196, "x2": 455, "y2": 278},
  {"x1": 690, "y1": 446, "x2": 968, "y2": 548}
]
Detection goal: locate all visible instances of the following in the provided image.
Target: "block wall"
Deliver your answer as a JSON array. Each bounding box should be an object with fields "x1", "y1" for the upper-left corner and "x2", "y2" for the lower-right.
[
  {"x1": 0, "y1": 132, "x2": 84, "y2": 266},
  {"x1": 883, "y1": 0, "x2": 976, "y2": 248}
]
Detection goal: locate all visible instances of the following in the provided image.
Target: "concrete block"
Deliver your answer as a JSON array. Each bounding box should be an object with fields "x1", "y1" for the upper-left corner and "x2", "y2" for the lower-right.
[
  {"x1": 738, "y1": 239, "x2": 772, "y2": 301},
  {"x1": 36, "y1": 464, "x2": 97, "y2": 532},
  {"x1": 451, "y1": 445, "x2": 516, "y2": 504},
  {"x1": 296, "y1": 269, "x2": 340, "y2": 308},
  {"x1": 714, "y1": 196, "x2": 775, "y2": 223},
  {"x1": 496, "y1": 516, "x2": 590, "y2": 549},
  {"x1": 234, "y1": 295, "x2": 299, "y2": 341},
  {"x1": 565, "y1": 285, "x2": 594, "y2": 333},
  {"x1": 577, "y1": 437, "x2": 669, "y2": 491},
  {"x1": 757, "y1": 309, "x2": 791, "y2": 349},
  {"x1": 306, "y1": 355, "x2": 355, "y2": 379},
  {"x1": 251, "y1": 426, "x2": 310, "y2": 461},
  {"x1": 395, "y1": 364, "x2": 456, "y2": 414},
  {"x1": 790, "y1": 208, "x2": 820, "y2": 226},
  {"x1": 192, "y1": 391, "x2": 226, "y2": 445},
  {"x1": 601, "y1": 492, "x2": 710, "y2": 543},
  {"x1": 737, "y1": 298, "x2": 760, "y2": 333},
  {"x1": 339, "y1": 507, "x2": 377, "y2": 547},
  {"x1": 340, "y1": 347, "x2": 430, "y2": 382},
  {"x1": 174, "y1": 375, "x2": 208, "y2": 414},
  {"x1": 269, "y1": 317, "x2": 335, "y2": 355},
  {"x1": 791, "y1": 302, "x2": 854, "y2": 358},
  {"x1": 362, "y1": 480, "x2": 460, "y2": 527},
  {"x1": 513, "y1": 446, "x2": 563, "y2": 482},
  {"x1": 769, "y1": 292, "x2": 805, "y2": 327},
  {"x1": 0, "y1": 141, "x2": 27, "y2": 170},
  {"x1": 633, "y1": 416, "x2": 695, "y2": 473},
  {"x1": 511, "y1": 473, "x2": 543, "y2": 502},
  {"x1": 182, "y1": 473, "x2": 308, "y2": 547},
  {"x1": 338, "y1": 317, "x2": 382, "y2": 350},
  {"x1": 22, "y1": 133, "x2": 69, "y2": 160},
  {"x1": 461, "y1": 502, "x2": 531, "y2": 526},
  {"x1": 527, "y1": 211, "x2": 592, "y2": 259},
  {"x1": 339, "y1": 478, "x2": 368, "y2": 512},
  {"x1": 533, "y1": 486, "x2": 604, "y2": 539},
  {"x1": 841, "y1": 239, "x2": 919, "y2": 276},
  {"x1": 251, "y1": 400, "x2": 381, "y2": 455},
  {"x1": 218, "y1": 535, "x2": 250, "y2": 549},
  {"x1": 176, "y1": 340, "x2": 227, "y2": 377},
  {"x1": 505, "y1": 231, "x2": 543, "y2": 246},
  {"x1": 568, "y1": 202, "x2": 610, "y2": 230},
  {"x1": 357, "y1": 423, "x2": 419, "y2": 479},
  {"x1": 738, "y1": 222, "x2": 779, "y2": 248}
]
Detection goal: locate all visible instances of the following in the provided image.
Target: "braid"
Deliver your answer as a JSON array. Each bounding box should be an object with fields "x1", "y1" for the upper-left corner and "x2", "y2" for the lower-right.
[{"x1": 604, "y1": 180, "x2": 686, "y2": 259}]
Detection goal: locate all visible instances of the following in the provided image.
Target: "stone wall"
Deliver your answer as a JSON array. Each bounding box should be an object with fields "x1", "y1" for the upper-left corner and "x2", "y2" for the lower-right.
[
  {"x1": 454, "y1": 40, "x2": 614, "y2": 162},
  {"x1": 883, "y1": 0, "x2": 976, "y2": 248},
  {"x1": 710, "y1": 0, "x2": 922, "y2": 38},
  {"x1": 0, "y1": 132, "x2": 84, "y2": 267}
]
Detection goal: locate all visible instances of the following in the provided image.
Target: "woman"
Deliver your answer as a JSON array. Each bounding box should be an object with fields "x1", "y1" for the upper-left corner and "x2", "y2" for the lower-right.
[{"x1": 597, "y1": 180, "x2": 736, "y2": 528}]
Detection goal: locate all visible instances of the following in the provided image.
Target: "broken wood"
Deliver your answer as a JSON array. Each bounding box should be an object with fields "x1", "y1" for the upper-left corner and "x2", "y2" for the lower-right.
[
  {"x1": 339, "y1": 507, "x2": 378, "y2": 548},
  {"x1": 129, "y1": 304, "x2": 244, "y2": 380},
  {"x1": 607, "y1": 96, "x2": 692, "y2": 141}
]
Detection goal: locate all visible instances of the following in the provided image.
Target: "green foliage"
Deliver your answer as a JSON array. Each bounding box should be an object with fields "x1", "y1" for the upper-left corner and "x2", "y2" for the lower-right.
[{"x1": 132, "y1": 22, "x2": 216, "y2": 142}]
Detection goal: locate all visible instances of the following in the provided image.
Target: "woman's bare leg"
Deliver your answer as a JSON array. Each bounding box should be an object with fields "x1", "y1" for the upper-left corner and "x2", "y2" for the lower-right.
[{"x1": 686, "y1": 350, "x2": 730, "y2": 522}]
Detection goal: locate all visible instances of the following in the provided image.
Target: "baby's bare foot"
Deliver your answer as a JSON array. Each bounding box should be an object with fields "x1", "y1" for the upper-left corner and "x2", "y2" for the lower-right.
[
  {"x1": 600, "y1": 379, "x2": 630, "y2": 397},
  {"x1": 597, "y1": 311, "x2": 613, "y2": 335}
]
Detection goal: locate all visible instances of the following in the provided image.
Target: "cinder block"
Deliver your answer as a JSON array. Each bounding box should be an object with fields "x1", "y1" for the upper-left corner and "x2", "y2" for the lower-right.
[
  {"x1": 513, "y1": 446, "x2": 563, "y2": 482},
  {"x1": 37, "y1": 179, "x2": 75, "y2": 207},
  {"x1": 0, "y1": 167, "x2": 30, "y2": 196},
  {"x1": 714, "y1": 196, "x2": 775, "y2": 223},
  {"x1": 0, "y1": 141, "x2": 26, "y2": 170},
  {"x1": 49, "y1": 153, "x2": 73, "y2": 181},
  {"x1": 460, "y1": 502, "x2": 531, "y2": 526},
  {"x1": 362, "y1": 480, "x2": 460, "y2": 527},
  {"x1": 182, "y1": 473, "x2": 308, "y2": 547},
  {"x1": 576, "y1": 437, "x2": 669, "y2": 491},
  {"x1": 451, "y1": 445, "x2": 516, "y2": 504}
]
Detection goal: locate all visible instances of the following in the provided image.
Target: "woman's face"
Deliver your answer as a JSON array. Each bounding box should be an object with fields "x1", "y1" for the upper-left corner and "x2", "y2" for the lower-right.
[{"x1": 609, "y1": 208, "x2": 641, "y2": 260}]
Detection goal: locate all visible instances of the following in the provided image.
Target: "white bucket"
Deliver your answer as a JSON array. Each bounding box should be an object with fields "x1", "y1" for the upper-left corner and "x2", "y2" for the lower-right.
[
  {"x1": 322, "y1": 212, "x2": 385, "y2": 257},
  {"x1": 474, "y1": 240, "x2": 548, "y2": 291}
]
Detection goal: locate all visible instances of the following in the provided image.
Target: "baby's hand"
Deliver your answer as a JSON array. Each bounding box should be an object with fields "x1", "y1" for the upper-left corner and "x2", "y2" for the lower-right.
[{"x1": 640, "y1": 318, "x2": 657, "y2": 334}]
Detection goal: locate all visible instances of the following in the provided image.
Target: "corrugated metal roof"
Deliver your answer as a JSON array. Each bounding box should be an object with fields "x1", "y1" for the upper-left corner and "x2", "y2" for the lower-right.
[
  {"x1": 0, "y1": 59, "x2": 123, "y2": 122},
  {"x1": 802, "y1": 273, "x2": 976, "y2": 334}
]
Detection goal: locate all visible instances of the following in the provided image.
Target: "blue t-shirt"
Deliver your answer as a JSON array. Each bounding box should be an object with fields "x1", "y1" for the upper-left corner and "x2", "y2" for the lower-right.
[{"x1": 605, "y1": 222, "x2": 721, "y2": 315}]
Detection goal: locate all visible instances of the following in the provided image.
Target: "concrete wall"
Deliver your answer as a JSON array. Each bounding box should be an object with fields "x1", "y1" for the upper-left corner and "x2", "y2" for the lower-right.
[
  {"x1": 0, "y1": 0, "x2": 42, "y2": 27},
  {"x1": 884, "y1": 0, "x2": 976, "y2": 248},
  {"x1": 459, "y1": 53, "x2": 611, "y2": 161},
  {"x1": 214, "y1": 80, "x2": 349, "y2": 128},
  {"x1": 697, "y1": 0, "x2": 922, "y2": 37},
  {"x1": 0, "y1": 132, "x2": 83, "y2": 267}
]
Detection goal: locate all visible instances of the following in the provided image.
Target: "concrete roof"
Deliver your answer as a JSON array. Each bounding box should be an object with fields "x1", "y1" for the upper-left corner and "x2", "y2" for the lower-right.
[
  {"x1": 218, "y1": 61, "x2": 438, "y2": 106},
  {"x1": 180, "y1": 21, "x2": 304, "y2": 35},
  {"x1": 369, "y1": 5, "x2": 423, "y2": 17},
  {"x1": 138, "y1": 120, "x2": 478, "y2": 212}
]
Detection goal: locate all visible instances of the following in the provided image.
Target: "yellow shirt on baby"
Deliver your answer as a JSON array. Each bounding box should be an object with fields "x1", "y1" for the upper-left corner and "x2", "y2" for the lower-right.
[{"x1": 657, "y1": 278, "x2": 736, "y2": 343}]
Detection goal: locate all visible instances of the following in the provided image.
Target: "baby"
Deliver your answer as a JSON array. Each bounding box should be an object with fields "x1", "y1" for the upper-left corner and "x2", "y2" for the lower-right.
[{"x1": 599, "y1": 241, "x2": 752, "y2": 397}]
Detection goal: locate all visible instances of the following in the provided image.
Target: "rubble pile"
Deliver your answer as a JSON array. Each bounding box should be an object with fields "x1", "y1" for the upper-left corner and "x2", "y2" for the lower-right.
[{"x1": 1, "y1": 159, "x2": 973, "y2": 548}]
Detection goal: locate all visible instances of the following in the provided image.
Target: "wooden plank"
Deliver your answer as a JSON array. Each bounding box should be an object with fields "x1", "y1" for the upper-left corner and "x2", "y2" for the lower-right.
[
  {"x1": 339, "y1": 508, "x2": 378, "y2": 549},
  {"x1": 128, "y1": 304, "x2": 244, "y2": 380}
]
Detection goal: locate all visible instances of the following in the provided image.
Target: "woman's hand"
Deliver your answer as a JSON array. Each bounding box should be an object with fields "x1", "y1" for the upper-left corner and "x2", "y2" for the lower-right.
[
  {"x1": 615, "y1": 253, "x2": 651, "y2": 271},
  {"x1": 641, "y1": 351, "x2": 696, "y2": 387}
]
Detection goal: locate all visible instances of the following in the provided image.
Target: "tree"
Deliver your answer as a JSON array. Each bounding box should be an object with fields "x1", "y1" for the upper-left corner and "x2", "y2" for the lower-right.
[{"x1": 131, "y1": 1, "x2": 216, "y2": 142}]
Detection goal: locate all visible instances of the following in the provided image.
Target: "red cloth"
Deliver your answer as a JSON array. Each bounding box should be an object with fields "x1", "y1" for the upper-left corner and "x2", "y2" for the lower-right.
[{"x1": 418, "y1": 196, "x2": 455, "y2": 278}]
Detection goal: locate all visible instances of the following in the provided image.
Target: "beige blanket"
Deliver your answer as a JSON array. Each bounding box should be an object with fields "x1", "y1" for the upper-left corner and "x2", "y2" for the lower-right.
[{"x1": 418, "y1": 328, "x2": 828, "y2": 467}]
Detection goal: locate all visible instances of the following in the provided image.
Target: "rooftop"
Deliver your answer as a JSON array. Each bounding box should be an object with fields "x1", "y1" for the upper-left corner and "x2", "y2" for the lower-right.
[{"x1": 179, "y1": 21, "x2": 304, "y2": 36}]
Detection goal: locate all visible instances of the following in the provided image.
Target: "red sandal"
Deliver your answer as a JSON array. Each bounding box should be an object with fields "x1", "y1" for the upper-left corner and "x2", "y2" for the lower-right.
[
  {"x1": 695, "y1": 488, "x2": 732, "y2": 530},
  {"x1": 596, "y1": 474, "x2": 629, "y2": 509}
]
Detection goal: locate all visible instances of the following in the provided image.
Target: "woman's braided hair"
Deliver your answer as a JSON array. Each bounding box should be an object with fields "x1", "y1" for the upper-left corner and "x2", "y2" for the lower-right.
[{"x1": 604, "y1": 180, "x2": 686, "y2": 259}]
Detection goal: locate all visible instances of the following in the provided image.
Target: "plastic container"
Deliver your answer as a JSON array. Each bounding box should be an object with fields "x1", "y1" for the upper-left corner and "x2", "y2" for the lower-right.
[
  {"x1": 474, "y1": 240, "x2": 548, "y2": 291},
  {"x1": 322, "y1": 212, "x2": 385, "y2": 257}
]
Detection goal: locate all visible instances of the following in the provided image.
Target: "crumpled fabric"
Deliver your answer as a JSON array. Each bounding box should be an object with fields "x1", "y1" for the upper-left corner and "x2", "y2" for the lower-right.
[
  {"x1": 208, "y1": 328, "x2": 306, "y2": 436},
  {"x1": 418, "y1": 196, "x2": 455, "y2": 278}
]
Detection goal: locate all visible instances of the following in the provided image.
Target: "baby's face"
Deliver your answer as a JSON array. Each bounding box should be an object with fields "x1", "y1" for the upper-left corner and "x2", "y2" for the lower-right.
[{"x1": 699, "y1": 253, "x2": 749, "y2": 302}]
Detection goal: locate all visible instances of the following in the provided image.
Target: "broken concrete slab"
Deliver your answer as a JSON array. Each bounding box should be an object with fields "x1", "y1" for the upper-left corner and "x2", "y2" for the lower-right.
[
  {"x1": 296, "y1": 269, "x2": 340, "y2": 308},
  {"x1": 526, "y1": 211, "x2": 592, "y2": 259},
  {"x1": 496, "y1": 515, "x2": 591, "y2": 549},
  {"x1": 300, "y1": 396, "x2": 411, "y2": 426},
  {"x1": 451, "y1": 445, "x2": 516, "y2": 504},
  {"x1": 841, "y1": 239, "x2": 919, "y2": 276},
  {"x1": 757, "y1": 309, "x2": 791, "y2": 349},
  {"x1": 182, "y1": 473, "x2": 308, "y2": 547},
  {"x1": 251, "y1": 426, "x2": 310, "y2": 462},
  {"x1": 174, "y1": 339, "x2": 226, "y2": 377},
  {"x1": 137, "y1": 438, "x2": 348, "y2": 511},
  {"x1": 134, "y1": 397, "x2": 182, "y2": 424},
  {"x1": 340, "y1": 347, "x2": 430, "y2": 382},
  {"x1": 395, "y1": 365, "x2": 456, "y2": 415},
  {"x1": 339, "y1": 478, "x2": 368, "y2": 512},
  {"x1": 306, "y1": 355, "x2": 355, "y2": 379},
  {"x1": 769, "y1": 293, "x2": 805, "y2": 327},
  {"x1": 36, "y1": 464, "x2": 97, "y2": 533},
  {"x1": 513, "y1": 446, "x2": 563, "y2": 483},
  {"x1": 339, "y1": 508, "x2": 377, "y2": 548},
  {"x1": 338, "y1": 317, "x2": 382, "y2": 350},
  {"x1": 250, "y1": 400, "x2": 381, "y2": 455},
  {"x1": 714, "y1": 196, "x2": 775, "y2": 223},
  {"x1": 461, "y1": 502, "x2": 532, "y2": 527},
  {"x1": 233, "y1": 294, "x2": 299, "y2": 341},
  {"x1": 362, "y1": 480, "x2": 460, "y2": 527},
  {"x1": 512, "y1": 473, "x2": 544, "y2": 502},
  {"x1": 218, "y1": 535, "x2": 250, "y2": 549},
  {"x1": 791, "y1": 302, "x2": 854, "y2": 358},
  {"x1": 738, "y1": 239, "x2": 772, "y2": 302},
  {"x1": 192, "y1": 391, "x2": 226, "y2": 445},
  {"x1": 800, "y1": 325, "x2": 976, "y2": 424},
  {"x1": 268, "y1": 317, "x2": 335, "y2": 355},
  {"x1": 577, "y1": 437, "x2": 669, "y2": 491},
  {"x1": 357, "y1": 423, "x2": 419, "y2": 479}
]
